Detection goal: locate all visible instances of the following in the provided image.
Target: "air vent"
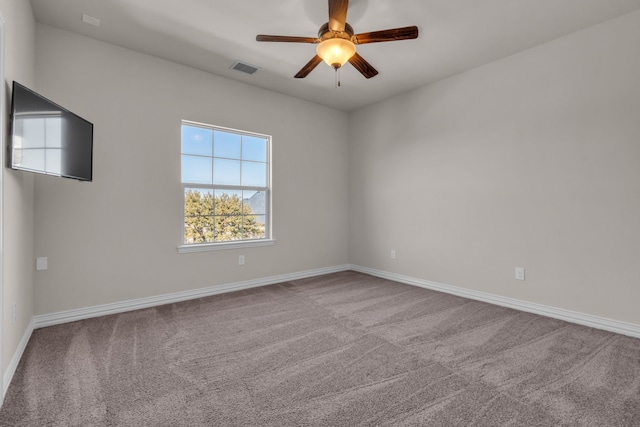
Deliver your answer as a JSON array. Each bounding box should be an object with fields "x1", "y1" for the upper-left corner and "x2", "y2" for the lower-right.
[
  {"x1": 82, "y1": 14, "x2": 101, "y2": 26},
  {"x1": 230, "y1": 61, "x2": 260, "y2": 75}
]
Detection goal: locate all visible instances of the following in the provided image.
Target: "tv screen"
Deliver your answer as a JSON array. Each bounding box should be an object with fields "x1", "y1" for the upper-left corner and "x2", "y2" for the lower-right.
[{"x1": 10, "y1": 81, "x2": 93, "y2": 181}]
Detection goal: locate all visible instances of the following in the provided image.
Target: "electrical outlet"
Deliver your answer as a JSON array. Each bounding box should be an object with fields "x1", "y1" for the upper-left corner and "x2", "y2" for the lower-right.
[
  {"x1": 238, "y1": 255, "x2": 245, "y2": 266},
  {"x1": 391, "y1": 250, "x2": 396, "y2": 259},
  {"x1": 515, "y1": 267, "x2": 525, "y2": 281},
  {"x1": 36, "y1": 257, "x2": 48, "y2": 271}
]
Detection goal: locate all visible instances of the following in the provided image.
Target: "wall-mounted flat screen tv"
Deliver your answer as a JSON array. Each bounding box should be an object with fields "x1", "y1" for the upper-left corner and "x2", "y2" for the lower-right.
[{"x1": 9, "y1": 81, "x2": 93, "y2": 182}]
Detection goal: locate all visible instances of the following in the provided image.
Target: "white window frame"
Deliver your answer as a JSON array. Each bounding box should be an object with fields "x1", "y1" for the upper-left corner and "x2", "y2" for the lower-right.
[{"x1": 177, "y1": 120, "x2": 274, "y2": 253}]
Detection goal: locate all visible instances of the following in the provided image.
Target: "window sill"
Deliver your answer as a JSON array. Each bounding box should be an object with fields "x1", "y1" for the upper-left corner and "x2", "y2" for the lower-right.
[{"x1": 177, "y1": 239, "x2": 276, "y2": 254}]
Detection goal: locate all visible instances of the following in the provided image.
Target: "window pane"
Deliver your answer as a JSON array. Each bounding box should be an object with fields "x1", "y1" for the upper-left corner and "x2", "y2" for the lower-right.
[
  {"x1": 184, "y1": 188, "x2": 215, "y2": 244},
  {"x1": 243, "y1": 191, "x2": 266, "y2": 215},
  {"x1": 184, "y1": 216, "x2": 215, "y2": 243},
  {"x1": 214, "y1": 189, "x2": 243, "y2": 214},
  {"x1": 184, "y1": 188, "x2": 214, "y2": 216},
  {"x1": 182, "y1": 126, "x2": 212, "y2": 156},
  {"x1": 242, "y1": 136, "x2": 267, "y2": 162},
  {"x1": 182, "y1": 155, "x2": 212, "y2": 184},
  {"x1": 214, "y1": 131, "x2": 241, "y2": 159},
  {"x1": 214, "y1": 216, "x2": 243, "y2": 241},
  {"x1": 213, "y1": 158, "x2": 241, "y2": 185},
  {"x1": 241, "y1": 161, "x2": 267, "y2": 187},
  {"x1": 213, "y1": 189, "x2": 243, "y2": 241},
  {"x1": 244, "y1": 215, "x2": 266, "y2": 240}
]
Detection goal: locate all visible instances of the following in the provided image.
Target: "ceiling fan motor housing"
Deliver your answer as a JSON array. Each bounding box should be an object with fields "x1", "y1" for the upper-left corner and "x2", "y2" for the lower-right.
[{"x1": 318, "y1": 22, "x2": 355, "y2": 40}]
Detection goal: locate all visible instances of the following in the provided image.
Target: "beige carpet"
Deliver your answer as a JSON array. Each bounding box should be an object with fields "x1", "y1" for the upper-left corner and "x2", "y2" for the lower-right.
[{"x1": 1, "y1": 271, "x2": 639, "y2": 426}]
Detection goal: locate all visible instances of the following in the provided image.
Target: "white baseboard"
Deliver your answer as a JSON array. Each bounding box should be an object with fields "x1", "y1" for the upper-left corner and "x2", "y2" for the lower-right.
[
  {"x1": 33, "y1": 263, "x2": 640, "y2": 338},
  {"x1": 3, "y1": 317, "x2": 34, "y2": 399},
  {"x1": 349, "y1": 264, "x2": 640, "y2": 339},
  {"x1": 33, "y1": 264, "x2": 351, "y2": 329}
]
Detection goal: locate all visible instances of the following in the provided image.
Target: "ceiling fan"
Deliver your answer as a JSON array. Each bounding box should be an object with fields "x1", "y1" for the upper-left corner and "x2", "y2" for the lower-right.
[{"x1": 256, "y1": 0, "x2": 419, "y2": 81}]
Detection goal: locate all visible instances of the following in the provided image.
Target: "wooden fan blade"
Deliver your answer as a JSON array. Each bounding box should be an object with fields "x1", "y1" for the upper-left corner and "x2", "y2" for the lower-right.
[
  {"x1": 295, "y1": 55, "x2": 323, "y2": 78},
  {"x1": 352, "y1": 26, "x2": 419, "y2": 44},
  {"x1": 348, "y1": 53, "x2": 378, "y2": 79},
  {"x1": 328, "y1": 0, "x2": 349, "y2": 32},
  {"x1": 256, "y1": 35, "x2": 319, "y2": 43}
]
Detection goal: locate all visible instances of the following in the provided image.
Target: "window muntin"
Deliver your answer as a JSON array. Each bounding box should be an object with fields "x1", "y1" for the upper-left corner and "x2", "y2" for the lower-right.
[{"x1": 181, "y1": 121, "x2": 270, "y2": 245}]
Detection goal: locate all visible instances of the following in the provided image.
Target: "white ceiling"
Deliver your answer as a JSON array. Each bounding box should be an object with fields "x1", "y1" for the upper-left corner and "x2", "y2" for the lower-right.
[{"x1": 30, "y1": 0, "x2": 640, "y2": 112}]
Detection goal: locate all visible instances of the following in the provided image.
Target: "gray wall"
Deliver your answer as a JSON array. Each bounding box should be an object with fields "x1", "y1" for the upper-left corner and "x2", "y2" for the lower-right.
[
  {"x1": 33, "y1": 25, "x2": 349, "y2": 314},
  {"x1": 349, "y1": 10, "x2": 640, "y2": 325},
  {"x1": 1, "y1": 0, "x2": 35, "y2": 378},
  {"x1": 19, "y1": 8, "x2": 640, "y2": 331}
]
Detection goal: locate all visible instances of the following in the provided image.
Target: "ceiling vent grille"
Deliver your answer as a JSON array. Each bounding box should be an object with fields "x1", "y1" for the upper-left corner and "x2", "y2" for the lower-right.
[{"x1": 230, "y1": 61, "x2": 260, "y2": 75}]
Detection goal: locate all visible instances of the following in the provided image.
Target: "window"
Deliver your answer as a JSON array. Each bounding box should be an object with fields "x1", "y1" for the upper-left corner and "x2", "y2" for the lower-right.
[{"x1": 180, "y1": 121, "x2": 271, "y2": 251}]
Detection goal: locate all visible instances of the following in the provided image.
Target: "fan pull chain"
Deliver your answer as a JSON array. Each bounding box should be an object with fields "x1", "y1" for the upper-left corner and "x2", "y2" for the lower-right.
[{"x1": 335, "y1": 67, "x2": 341, "y2": 88}]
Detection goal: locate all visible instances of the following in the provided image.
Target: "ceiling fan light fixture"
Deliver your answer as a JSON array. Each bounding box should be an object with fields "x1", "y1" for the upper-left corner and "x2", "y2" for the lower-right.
[{"x1": 316, "y1": 38, "x2": 356, "y2": 69}]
